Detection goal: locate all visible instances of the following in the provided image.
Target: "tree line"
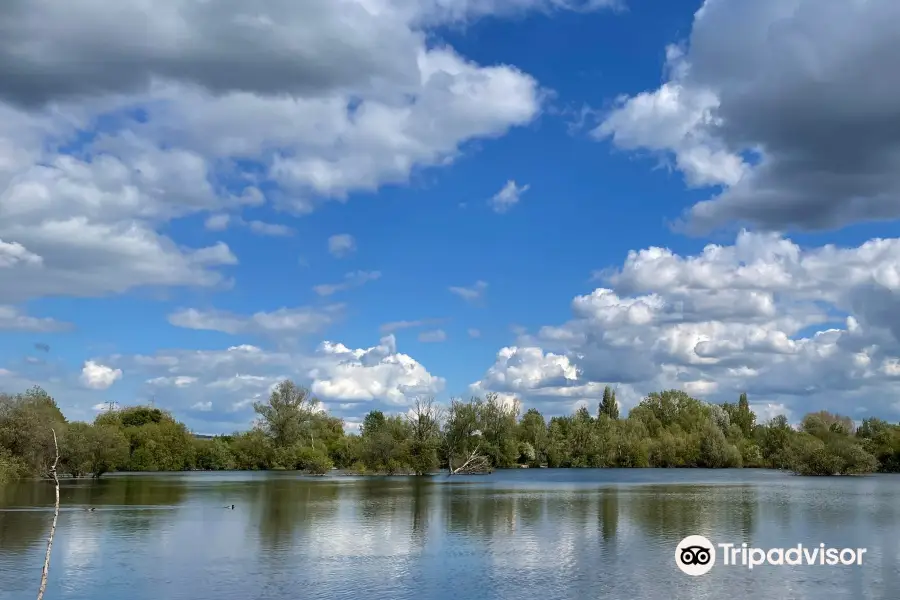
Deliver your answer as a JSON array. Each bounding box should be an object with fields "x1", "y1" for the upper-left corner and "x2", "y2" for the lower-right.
[{"x1": 2, "y1": 381, "x2": 900, "y2": 482}]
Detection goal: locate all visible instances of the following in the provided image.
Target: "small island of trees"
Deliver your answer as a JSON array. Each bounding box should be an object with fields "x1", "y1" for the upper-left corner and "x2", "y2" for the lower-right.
[{"x1": 2, "y1": 380, "x2": 900, "y2": 483}]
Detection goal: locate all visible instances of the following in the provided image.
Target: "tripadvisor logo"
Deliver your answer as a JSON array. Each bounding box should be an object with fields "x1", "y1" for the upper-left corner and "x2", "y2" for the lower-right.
[
  {"x1": 675, "y1": 535, "x2": 868, "y2": 576},
  {"x1": 676, "y1": 535, "x2": 716, "y2": 576}
]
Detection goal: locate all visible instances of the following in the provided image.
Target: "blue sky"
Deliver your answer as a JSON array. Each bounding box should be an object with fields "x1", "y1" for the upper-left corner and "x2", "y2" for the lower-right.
[{"x1": 2, "y1": 0, "x2": 900, "y2": 434}]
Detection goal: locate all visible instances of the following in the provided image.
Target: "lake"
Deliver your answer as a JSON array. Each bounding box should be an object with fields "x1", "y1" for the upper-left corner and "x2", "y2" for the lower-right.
[{"x1": 1, "y1": 469, "x2": 898, "y2": 599}]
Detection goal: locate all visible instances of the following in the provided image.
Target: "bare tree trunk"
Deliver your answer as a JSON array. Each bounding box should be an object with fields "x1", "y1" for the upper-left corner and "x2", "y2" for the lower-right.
[
  {"x1": 447, "y1": 444, "x2": 491, "y2": 476},
  {"x1": 37, "y1": 428, "x2": 60, "y2": 600}
]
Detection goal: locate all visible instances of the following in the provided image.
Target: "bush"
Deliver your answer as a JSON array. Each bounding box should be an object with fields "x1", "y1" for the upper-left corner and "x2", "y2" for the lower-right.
[
  {"x1": 348, "y1": 461, "x2": 368, "y2": 474},
  {"x1": 194, "y1": 438, "x2": 235, "y2": 471},
  {"x1": 0, "y1": 450, "x2": 25, "y2": 483},
  {"x1": 296, "y1": 446, "x2": 332, "y2": 475}
]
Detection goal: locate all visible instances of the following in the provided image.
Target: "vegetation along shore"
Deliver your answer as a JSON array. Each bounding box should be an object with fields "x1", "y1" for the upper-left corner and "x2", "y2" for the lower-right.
[{"x1": 2, "y1": 380, "x2": 899, "y2": 483}]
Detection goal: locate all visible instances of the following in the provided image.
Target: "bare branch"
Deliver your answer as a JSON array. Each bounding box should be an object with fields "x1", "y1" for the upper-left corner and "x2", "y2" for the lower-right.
[
  {"x1": 448, "y1": 443, "x2": 491, "y2": 475},
  {"x1": 37, "y1": 427, "x2": 60, "y2": 600}
]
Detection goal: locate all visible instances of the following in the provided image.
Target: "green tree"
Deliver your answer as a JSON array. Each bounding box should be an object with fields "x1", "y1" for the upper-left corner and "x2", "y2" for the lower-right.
[
  {"x1": 0, "y1": 387, "x2": 67, "y2": 477},
  {"x1": 517, "y1": 408, "x2": 548, "y2": 466},
  {"x1": 801, "y1": 411, "x2": 855, "y2": 436},
  {"x1": 442, "y1": 398, "x2": 482, "y2": 471},
  {"x1": 253, "y1": 380, "x2": 321, "y2": 448},
  {"x1": 598, "y1": 386, "x2": 619, "y2": 420},
  {"x1": 229, "y1": 429, "x2": 273, "y2": 470},
  {"x1": 757, "y1": 415, "x2": 794, "y2": 468},
  {"x1": 406, "y1": 398, "x2": 442, "y2": 475},
  {"x1": 856, "y1": 418, "x2": 900, "y2": 472},
  {"x1": 194, "y1": 437, "x2": 236, "y2": 470},
  {"x1": 479, "y1": 393, "x2": 521, "y2": 468}
]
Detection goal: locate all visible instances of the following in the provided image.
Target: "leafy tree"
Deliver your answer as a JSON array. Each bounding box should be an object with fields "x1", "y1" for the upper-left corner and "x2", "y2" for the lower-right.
[
  {"x1": 0, "y1": 387, "x2": 66, "y2": 477},
  {"x1": 406, "y1": 398, "x2": 442, "y2": 475},
  {"x1": 598, "y1": 386, "x2": 619, "y2": 420},
  {"x1": 856, "y1": 418, "x2": 900, "y2": 472},
  {"x1": 479, "y1": 393, "x2": 520, "y2": 468},
  {"x1": 230, "y1": 429, "x2": 273, "y2": 470},
  {"x1": 801, "y1": 411, "x2": 855, "y2": 436},
  {"x1": 517, "y1": 408, "x2": 548, "y2": 466},
  {"x1": 757, "y1": 415, "x2": 794, "y2": 469},
  {"x1": 442, "y1": 398, "x2": 482, "y2": 470},
  {"x1": 253, "y1": 380, "x2": 321, "y2": 448},
  {"x1": 0, "y1": 381, "x2": 890, "y2": 480},
  {"x1": 194, "y1": 437, "x2": 235, "y2": 470}
]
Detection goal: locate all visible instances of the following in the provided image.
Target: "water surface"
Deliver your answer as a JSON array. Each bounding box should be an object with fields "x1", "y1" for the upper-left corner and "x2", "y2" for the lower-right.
[{"x1": 1, "y1": 469, "x2": 898, "y2": 599}]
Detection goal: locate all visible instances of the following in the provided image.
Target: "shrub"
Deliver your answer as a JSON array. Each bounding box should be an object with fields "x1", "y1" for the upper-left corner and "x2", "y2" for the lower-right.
[{"x1": 297, "y1": 446, "x2": 332, "y2": 475}]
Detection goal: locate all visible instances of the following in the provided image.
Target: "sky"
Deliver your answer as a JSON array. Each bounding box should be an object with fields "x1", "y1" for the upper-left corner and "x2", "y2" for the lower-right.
[{"x1": 2, "y1": 0, "x2": 900, "y2": 435}]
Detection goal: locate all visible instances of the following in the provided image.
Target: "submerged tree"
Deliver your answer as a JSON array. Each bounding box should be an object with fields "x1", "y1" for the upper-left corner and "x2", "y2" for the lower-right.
[{"x1": 406, "y1": 397, "x2": 443, "y2": 475}]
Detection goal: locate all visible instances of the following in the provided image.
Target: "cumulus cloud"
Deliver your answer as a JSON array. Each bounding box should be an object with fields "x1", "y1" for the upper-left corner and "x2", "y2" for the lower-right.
[
  {"x1": 0, "y1": 238, "x2": 42, "y2": 268},
  {"x1": 0, "y1": 0, "x2": 616, "y2": 108},
  {"x1": 489, "y1": 180, "x2": 530, "y2": 213},
  {"x1": 313, "y1": 271, "x2": 381, "y2": 296},
  {"x1": 0, "y1": 129, "x2": 242, "y2": 304},
  {"x1": 105, "y1": 334, "x2": 445, "y2": 429},
  {"x1": 309, "y1": 335, "x2": 445, "y2": 405},
  {"x1": 449, "y1": 280, "x2": 488, "y2": 303},
  {"x1": 473, "y1": 231, "x2": 900, "y2": 420},
  {"x1": 80, "y1": 361, "x2": 122, "y2": 390},
  {"x1": 167, "y1": 305, "x2": 342, "y2": 337},
  {"x1": 0, "y1": 0, "x2": 593, "y2": 306},
  {"x1": 595, "y1": 0, "x2": 900, "y2": 232}
]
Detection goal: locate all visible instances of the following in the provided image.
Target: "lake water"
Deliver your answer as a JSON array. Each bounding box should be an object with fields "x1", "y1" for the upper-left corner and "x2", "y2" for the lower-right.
[{"x1": 1, "y1": 469, "x2": 899, "y2": 599}]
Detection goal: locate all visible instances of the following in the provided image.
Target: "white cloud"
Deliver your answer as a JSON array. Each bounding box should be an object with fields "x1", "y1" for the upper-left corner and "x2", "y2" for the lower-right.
[
  {"x1": 489, "y1": 180, "x2": 530, "y2": 213},
  {"x1": 309, "y1": 335, "x2": 445, "y2": 405},
  {"x1": 204, "y1": 214, "x2": 294, "y2": 237},
  {"x1": 0, "y1": 305, "x2": 72, "y2": 332},
  {"x1": 595, "y1": 0, "x2": 900, "y2": 232},
  {"x1": 327, "y1": 234, "x2": 357, "y2": 258},
  {"x1": 247, "y1": 221, "x2": 293, "y2": 237},
  {"x1": 191, "y1": 401, "x2": 213, "y2": 412},
  {"x1": 449, "y1": 280, "x2": 488, "y2": 302},
  {"x1": 473, "y1": 231, "x2": 900, "y2": 420},
  {"x1": 0, "y1": 0, "x2": 597, "y2": 303},
  {"x1": 0, "y1": 125, "x2": 243, "y2": 303},
  {"x1": 104, "y1": 334, "x2": 445, "y2": 429},
  {"x1": 468, "y1": 328, "x2": 481, "y2": 338},
  {"x1": 313, "y1": 271, "x2": 381, "y2": 296},
  {"x1": 380, "y1": 318, "x2": 445, "y2": 333},
  {"x1": 418, "y1": 329, "x2": 447, "y2": 343},
  {"x1": 80, "y1": 361, "x2": 122, "y2": 390},
  {"x1": 0, "y1": 238, "x2": 42, "y2": 268},
  {"x1": 203, "y1": 214, "x2": 231, "y2": 231},
  {"x1": 147, "y1": 376, "x2": 197, "y2": 388},
  {"x1": 167, "y1": 305, "x2": 342, "y2": 337}
]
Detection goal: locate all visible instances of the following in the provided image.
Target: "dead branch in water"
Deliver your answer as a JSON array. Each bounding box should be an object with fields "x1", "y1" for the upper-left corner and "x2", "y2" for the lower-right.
[
  {"x1": 37, "y1": 427, "x2": 60, "y2": 600},
  {"x1": 447, "y1": 444, "x2": 491, "y2": 475}
]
